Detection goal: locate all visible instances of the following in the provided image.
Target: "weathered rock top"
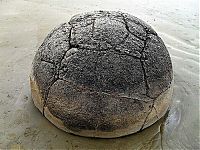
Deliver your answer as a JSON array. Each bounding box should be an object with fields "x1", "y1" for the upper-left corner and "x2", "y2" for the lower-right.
[{"x1": 33, "y1": 11, "x2": 173, "y2": 100}]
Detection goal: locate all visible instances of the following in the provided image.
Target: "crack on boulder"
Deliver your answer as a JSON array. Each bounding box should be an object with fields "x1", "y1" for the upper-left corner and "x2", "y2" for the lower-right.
[
  {"x1": 153, "y1": 105, "x2": 159, "y2": 119},
  {"x1": 139, "y1": 102, "x2": 158, "y2": 131},
  {"x1": 112, "y1": 33, "x2": 142, "y2": 59},
  {"x1": 137, "y1": 29, "x2": 156, "y2": 131},
  {"x1": 69, "y1": 16, "x2": 95, "y2": 28},
  {"x1": 57, "y1": 26, "x2": 74, "y2": 72},
  {"x1": 57, "y1": 77, "x2": 152, "y2": 105},
  {"x1": 122, "y1": 14, "x2": 157, "y2": 36},
  {"x1": 140, "y1": 58, "x2": 150, "y2": 95},
  {"x1": 112, "y1": 32, "x2": 128, "y2": 49},
  {"x1": 40, "y1": 58, "x2": 56, "y2": 67},
  {"x1": 139, "y1": 102, "x2": 154, "y2": 131},
  {"x1": 42, "y1": 77, "x2": 59, "y2": 115},
  {"x1": 58, "y1": 48, "x2": 80, "y2": 71},
  {"x1": 139, "y1": 86, "x2": 171, "y2": 131},
  {"x1": 139, "y1": 35, "x2": 150, "y2": 97},
  {"x1": 94, "y1": 45, "x2": 100, "y2": 87},
  {"x1": 121, "y1": 14, "x2": 146, "y2": 42},
  {"x1": 91, "y1": 18, "x2": 96, "y2": 37},
  {"x1": 42, "y1": 25, "x2": 74, "y2": 116},
  {"x1": 139, "y1": 62, "x2": 156, "y2": 131},
  {"x1": 115, "y1": 51, "x2": 141, "y2": 59},
  {"x1": 67, "y1": 13, "x2": 145, "y2": 60},
  {"x1": 114, "y1": 94, "x2": 153, "y2": 103}
]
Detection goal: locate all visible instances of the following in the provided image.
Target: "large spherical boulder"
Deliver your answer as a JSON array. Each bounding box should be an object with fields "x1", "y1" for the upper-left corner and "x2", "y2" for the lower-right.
[{"x1": 30, "y1": 11, "x2": 173, "y2": 138}]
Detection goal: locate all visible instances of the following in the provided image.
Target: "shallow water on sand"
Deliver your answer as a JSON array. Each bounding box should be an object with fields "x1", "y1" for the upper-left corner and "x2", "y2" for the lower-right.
[{"x1": 0, "y1": 0, "x2": 199, "y2": 149}]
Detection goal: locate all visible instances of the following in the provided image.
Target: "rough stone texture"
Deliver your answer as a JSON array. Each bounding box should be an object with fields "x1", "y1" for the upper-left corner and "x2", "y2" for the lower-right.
[{"x1": 31, "y1": 11, "x2": 173, "y2": 138}]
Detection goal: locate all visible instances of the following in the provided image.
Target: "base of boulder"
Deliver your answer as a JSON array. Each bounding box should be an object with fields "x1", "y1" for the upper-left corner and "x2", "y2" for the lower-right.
[{"x1": 30, "y1": 74, "x2": 173, "y2": 138}]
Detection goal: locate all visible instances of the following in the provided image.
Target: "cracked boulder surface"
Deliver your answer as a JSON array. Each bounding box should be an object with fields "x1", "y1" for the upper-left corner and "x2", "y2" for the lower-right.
[{"x1": 30, "y1": 11, "x2": 173, "y2": 138}]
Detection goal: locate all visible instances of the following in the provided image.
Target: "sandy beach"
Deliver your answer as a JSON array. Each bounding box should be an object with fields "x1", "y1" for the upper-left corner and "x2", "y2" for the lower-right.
[{"x1": 0, "y1": 0, "x2": 199, "y2": 149}]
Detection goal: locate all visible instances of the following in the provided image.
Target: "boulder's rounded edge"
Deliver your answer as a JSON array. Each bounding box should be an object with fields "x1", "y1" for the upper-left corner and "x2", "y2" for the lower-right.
[
  {"x1": 142, "y1": 82, "x2": 174, "y2": 130},
  {"x1": 30, "y1": 72, "x2": 44, "y2": 113},
  {"x1": 30, "y1": 72, "x2": 173, "y2": 138}
]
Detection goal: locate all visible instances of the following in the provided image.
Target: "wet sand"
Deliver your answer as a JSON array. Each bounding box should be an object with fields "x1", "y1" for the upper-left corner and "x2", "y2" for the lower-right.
[{"x1": 0, "y1": 0, "x2": 199, "y2": 149}]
